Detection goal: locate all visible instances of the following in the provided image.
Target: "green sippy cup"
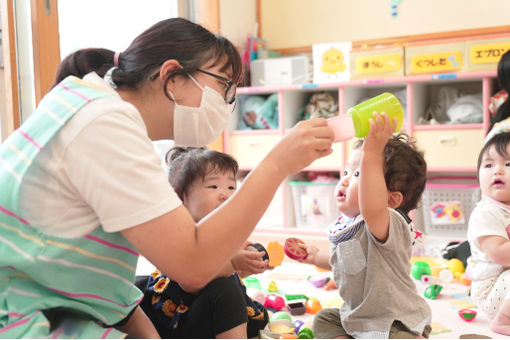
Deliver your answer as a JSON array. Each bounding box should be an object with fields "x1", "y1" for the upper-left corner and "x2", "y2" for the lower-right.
[{"x1": 348, "y1": 92, "x2": 404, "y2": 138}]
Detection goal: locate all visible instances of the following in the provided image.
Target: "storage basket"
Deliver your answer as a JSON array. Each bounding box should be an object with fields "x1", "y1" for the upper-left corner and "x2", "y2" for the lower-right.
[
  {"x1": 421, "y1": 183, "x2": 480, "y2": 239},
  {"x1": 289, "y1": 181, "x2": 338, "y2": 229}
]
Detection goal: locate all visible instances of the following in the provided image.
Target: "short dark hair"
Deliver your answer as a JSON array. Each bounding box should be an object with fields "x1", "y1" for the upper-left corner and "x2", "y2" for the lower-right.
[
  {"x1": 166, "y1": 147, "x2": 239, "y2": 200},
  {"x1": 477, "y1": 131, "x2": 510, "y2": 172},
  {"x1": 354, "y1": 133, "x2": 427, "y2": 214},
  {"x1": 54, "y1": 18, "x2": 242, "y2": 96}
]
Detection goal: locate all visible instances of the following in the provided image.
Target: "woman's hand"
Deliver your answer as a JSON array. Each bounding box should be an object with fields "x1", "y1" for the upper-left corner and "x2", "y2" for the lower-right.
[
  {"x1": 266, "y1": 118, "x2": 334, "y2": 177},
  {"x1": 231, "y1": 242, "x2": 271, "y2": 277}
]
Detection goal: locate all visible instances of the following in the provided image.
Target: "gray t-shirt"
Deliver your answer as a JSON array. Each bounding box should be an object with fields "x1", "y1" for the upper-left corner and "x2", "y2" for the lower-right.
[{"x1": 329, "y1": 208, "x2": 431, "y2": 338}]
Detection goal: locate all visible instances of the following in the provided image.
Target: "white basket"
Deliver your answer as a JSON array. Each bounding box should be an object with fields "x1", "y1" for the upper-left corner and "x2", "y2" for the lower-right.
[
  {"x1": 421, "y1": 184, "x2": 480, "y2": 239},
  {"x1": 290, "y1": 181, "x2": 338, "y2": 229}
]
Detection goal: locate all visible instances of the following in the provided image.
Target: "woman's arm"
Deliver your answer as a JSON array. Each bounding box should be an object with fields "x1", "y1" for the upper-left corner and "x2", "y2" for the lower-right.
[{"x1": 122, "y1": 118, "x2": 334, "y2": 291}]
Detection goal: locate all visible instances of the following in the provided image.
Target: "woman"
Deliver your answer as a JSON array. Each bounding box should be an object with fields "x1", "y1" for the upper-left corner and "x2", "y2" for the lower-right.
[{"x1": 0, "y1": 18, "x2": 333, "y2": 338}]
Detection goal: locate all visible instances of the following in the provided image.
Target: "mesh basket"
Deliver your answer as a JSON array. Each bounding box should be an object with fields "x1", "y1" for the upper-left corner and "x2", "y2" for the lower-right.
[
  {"x1": 421, "y1": 184, "x2": 480, "y2": 238},
  {"x1": 289, "y1": 181, "x2": 337, "y2": 229}
]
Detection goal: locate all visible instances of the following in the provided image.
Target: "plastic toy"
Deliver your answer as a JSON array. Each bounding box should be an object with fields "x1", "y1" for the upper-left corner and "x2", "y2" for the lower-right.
[
  {"x1": 411, "y1": 261, "x2": 431, "y2": 280},
  {"x1": 279, "y1": 334, "x2": 298, "y2": 339},
  {"x1": 420, "y1": 275, "x2": 440, "y2": 285},
  {"x1": 297, "y1": 326, "x2": 314, "y2": 339},
  {"x1": 284, "y1": 238, "x2": 308, "y2": 261},
  {"x1": 438, "y1": 269, "x2": 454, "y2": 283},
  {"x1": 269, "y1": 319, "x2": 294, "y2": 334},
  {"x1": 285, "y1": 294, "x2": 308, "y2": 301},
  {"x1": 270, "y1": 311, "x2": 293, "y2": 323},
  {"x1": 286, "y1": 300, "x2": 306, "y2": 316},
  {"x1": 243, "y1": 276, "x2": 262, "y2": 291},
  {"x1": 459, "y1": 273, "x2": 471, "y2": 286},
  {"x1": 246, "y1": 242, "x2": 269, "y2": 261},
  {"x1": 448, "y1": 258, "x2": 465, "y2": 279},
  {"x1": 458, "y1": 308, "x2": 477, "y2": 322},
  {"x1": 424, "y1": 284, "x2": 443, "y2": 299},
  {"x1": 267, "y1": 241, "x2": 285, "y2": 267},
  {"x1": 293, "y1": 320, "x2": 304, "y2": 334},
  {"x1": 305, "y1": 297, "x2": 322, "y2": 314},
  {"x1": 268, "y1": 280, "x2": 279, "y2": 292},
  {"x1": 324, "y1": 279, "x2": 337, "y2": 290},
  {"x1": 246, "y1": 287, "x2": 265, "y2": 305},
  {"x1": 307, "y1": 275, "x2": 330, "y2": 288},
  {"x1": 265, "y1": 294, "x2": 285, "y2": 311}
]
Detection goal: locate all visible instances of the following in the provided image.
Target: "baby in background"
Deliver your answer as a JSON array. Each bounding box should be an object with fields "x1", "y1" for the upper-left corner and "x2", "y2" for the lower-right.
[
  {"x1": 137, "y1": 147, "x2": 270, "y2": 339},
  {"x1": 466, "y1": 131, "x2": 510, "y2": 336},
  {"x1": 292, "y1": 113, "x2": 431, "y2": 338}
]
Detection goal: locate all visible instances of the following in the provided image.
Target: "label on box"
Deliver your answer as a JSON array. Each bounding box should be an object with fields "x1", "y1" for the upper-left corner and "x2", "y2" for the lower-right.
[
  {"x1": 411, "y1": 51, "x2": 463, "y2": 73},
  {"x1": 355, "y1": 54, "x2": 402, "y2": 74},
  {"x1": 470, "y1": 41, "x2": 510, "y2": 64}
]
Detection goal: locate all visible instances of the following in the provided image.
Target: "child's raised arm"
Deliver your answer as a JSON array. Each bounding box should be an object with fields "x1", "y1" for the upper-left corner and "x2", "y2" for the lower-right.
[{"x1": 360, "y1": 113, "x2": 397, "y2": 242}]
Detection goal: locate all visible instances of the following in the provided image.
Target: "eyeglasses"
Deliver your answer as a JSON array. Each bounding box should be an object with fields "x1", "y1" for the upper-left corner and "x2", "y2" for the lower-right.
[{"x1": 150, "y1": 68, "x2": 236, "y2": 105}]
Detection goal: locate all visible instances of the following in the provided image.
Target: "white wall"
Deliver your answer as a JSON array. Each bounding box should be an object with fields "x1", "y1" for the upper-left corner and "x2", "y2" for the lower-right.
[{"x1": 219, "y1": 0, "x2": 257, "y2": 48}]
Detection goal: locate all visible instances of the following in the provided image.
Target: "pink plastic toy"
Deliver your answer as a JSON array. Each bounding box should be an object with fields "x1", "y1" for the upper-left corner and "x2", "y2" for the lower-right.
[{"x1": 264, "y1": 294, "x2": 285, "y2": 311}]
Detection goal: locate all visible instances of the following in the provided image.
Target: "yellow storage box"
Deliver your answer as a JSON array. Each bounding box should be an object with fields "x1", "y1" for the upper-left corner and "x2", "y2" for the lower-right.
[
  {"x1": 350, "y1": 46, "x2": 404, "y2": 79},
  {"x1": 405, "y1": 39, "x2": 466, "y2": 75},
  {"x1": 465, "y1": 34, "x2": 510, "y2": 72}
]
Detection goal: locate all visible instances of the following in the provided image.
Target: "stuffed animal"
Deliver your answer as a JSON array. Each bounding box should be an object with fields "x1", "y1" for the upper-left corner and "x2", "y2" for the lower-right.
[
  {"x1": 299, "y1": 92, "x2": 338, "y2": 121},
  {"x1": 239, "y1": 93, "x2": 279, "y2": 130}
]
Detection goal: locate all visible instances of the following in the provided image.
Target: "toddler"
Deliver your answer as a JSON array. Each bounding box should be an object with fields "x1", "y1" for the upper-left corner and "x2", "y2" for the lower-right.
[
  {"x1": 295, "y1": 113, "x2": 431, "y2": 338},
  {"x1": 137, "y1": 147, "x2": 269, "y2": 338},
  {"x1": 466, "y1": 131, "x2": 510, "y2": 336}
]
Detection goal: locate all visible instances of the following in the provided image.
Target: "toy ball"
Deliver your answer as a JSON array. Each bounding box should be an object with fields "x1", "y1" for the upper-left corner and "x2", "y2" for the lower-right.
[
  {"x1": 458, "y1": 308, "x2": 477, "y2": 322},
  {"x1": 438, "y1": 269, "x2": 454, "y2": 283},
  {"x1": 424, "y1": 284, "x2": 443, "y2": 299},
  {"x1": 293, "y1": 320, "x2": 304, "y2": 334},
  {"x1": 270, "y1": 311, "x2": 293, "y2": 324},
  {"x1": 264, "y1": 294, "x2": 285, "y2": 311},
  {"x1": 305, "y1": 297, "x2": 323, "y2": 314},
  {"x1": 411, "y1": 261, "x2": 431, "y2": 280},
  {"x1": 246, "y1": 287, "x2": 265, "y2": 305},
  {"x1": 448, "y1": 258, "x2": 465, "y2": 276}
]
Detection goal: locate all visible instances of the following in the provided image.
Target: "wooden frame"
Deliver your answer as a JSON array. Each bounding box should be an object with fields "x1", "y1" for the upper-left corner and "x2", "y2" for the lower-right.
[
  {"x1": 1, "y1": 0, "x2": 20, "y2": 138},
  {"x1": 30, "y1": 0, "x2": 60, "y2": 106}
]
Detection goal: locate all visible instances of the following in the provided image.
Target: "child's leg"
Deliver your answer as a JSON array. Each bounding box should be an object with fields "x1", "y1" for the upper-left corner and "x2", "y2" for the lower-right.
[
  {"x1": 180, "y1": 276, "x2": 249, "y2": 338},
  {"x1": 313, "y1": 308, "x2": 352, "y2": 339},
  {"x1": 476, "y1": 270, "x2": 510, "y2": 335}
]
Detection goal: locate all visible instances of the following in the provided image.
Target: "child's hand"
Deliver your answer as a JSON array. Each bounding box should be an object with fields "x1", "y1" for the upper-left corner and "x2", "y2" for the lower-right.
[
  {"x1": 302, "y1": 245, "x2": 320, "y2": 265},
  {"x1": 231, "y1": 245, "x2": 271, "y2": 277},
  {"x1": 363, "y1": 112, "x2": 397, "y2": 153}
]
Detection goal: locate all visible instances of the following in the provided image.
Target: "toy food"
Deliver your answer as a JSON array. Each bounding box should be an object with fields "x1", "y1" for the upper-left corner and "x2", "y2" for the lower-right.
[
  {"x1": 458, "y1": 308, "x2": 477, "y2": 322},
  {"x1": 305, "y1": 297, "x2": 322, "y2": 314},
  {"x1": 247, "y1": 242, "x2": 270, "y2": 261},
  {"x1": 411, "y1": 261, "x2": 431, "y2": 280},
  {"x1": 264, "y1": 294, "x2": 285, "y2": 311},
  {"x1": 284, "y1": 238, "x2": 308, "y2": 261},
  {"x1": 267, "y1": 241, "x2": 285, "y2": 267},
  {"x1": 424, "y1": 284, "x2": 443, "y2": 300},
  {"x1": 286, "y1": 300, "x2": 306, "y2": 316},
  {"x1": 307, "y1": 275, "x2": 329, "y2": 288}
]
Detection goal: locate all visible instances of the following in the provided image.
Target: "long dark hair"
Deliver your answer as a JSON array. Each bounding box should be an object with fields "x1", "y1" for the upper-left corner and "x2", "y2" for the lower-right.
[
  {"x1": 166, "y1": 147, "x2": 238, "y2": 201},
  {"x1": 489, "y1": 49, "x2": 510, "y2": 131},
  {"x1": 54, "y1": 18, "x2": 242, "y2": 94}
]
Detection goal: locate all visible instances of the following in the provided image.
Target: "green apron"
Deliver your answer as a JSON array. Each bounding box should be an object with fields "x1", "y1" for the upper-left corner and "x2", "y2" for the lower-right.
[{"x1": 0, "y1": 76, "x2": 143, "y2": 338}]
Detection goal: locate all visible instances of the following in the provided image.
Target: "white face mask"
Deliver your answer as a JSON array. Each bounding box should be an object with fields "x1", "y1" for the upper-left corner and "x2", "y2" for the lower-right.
[{"x1": 170, "y1": 74, "x2": 234, "y2": 147}]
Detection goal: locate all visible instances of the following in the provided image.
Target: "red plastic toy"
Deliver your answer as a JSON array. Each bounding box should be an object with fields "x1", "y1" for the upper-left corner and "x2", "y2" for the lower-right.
[
  {"x1": 458, "y1": 308, "x2": 477, "y2": 322},
  {"x1": 284, "y1": 238, "x2": 308, "y2": 261}
]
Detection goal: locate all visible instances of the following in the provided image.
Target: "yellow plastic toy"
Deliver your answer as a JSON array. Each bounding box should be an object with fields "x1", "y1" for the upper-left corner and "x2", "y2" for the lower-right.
[
  {"x1": 267, "y1": 241, "x2": 285, "y2": 267},
  {"x1": 447, "y1": 258, "x2": 465, "y2": 279}
]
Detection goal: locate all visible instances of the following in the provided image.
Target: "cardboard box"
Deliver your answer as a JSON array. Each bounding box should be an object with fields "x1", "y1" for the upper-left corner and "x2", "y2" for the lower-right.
[
  {"x1": 350, "y1": 46, "x2": 404, "y2": 79},
  {"x1": 405, "y1": 40, "x2": 466, "y2": 75},
  {"x1": 465, "y1": 34, "x2": 510, "y2": 72}
]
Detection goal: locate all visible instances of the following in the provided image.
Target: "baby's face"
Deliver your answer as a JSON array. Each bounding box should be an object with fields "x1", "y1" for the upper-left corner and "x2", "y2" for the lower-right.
[
  {"x1": 479, "y1": 144, "x2": 510, "y2": 206},
  {"x1": 183, "y1": 168, "x2": 236, "y2": 222},
  {"x1": 335, "y1": 149, "x2": 362, "y2": 218}
]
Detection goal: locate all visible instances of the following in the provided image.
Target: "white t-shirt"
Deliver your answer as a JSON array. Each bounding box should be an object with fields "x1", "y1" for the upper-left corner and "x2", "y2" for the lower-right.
[
  {"x1": 19, "y1": 73, "x2": 182, "y2": 238},
  {"x1": 467, "y1": 196, "x2": 510, "y2": 281}
]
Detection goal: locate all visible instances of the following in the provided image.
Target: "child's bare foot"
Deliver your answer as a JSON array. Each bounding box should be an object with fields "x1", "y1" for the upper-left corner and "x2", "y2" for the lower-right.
[{"x1": 490, "y1": 311, "x2": 510, "y2": 336}]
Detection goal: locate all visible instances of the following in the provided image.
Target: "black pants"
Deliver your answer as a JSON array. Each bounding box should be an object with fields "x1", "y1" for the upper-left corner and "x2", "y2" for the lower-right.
[{"x1": 137, "y1": 275, "x2": 266, "y2": 338}]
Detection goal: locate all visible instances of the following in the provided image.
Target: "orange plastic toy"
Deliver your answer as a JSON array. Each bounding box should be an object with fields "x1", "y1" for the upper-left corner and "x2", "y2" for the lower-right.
[
  {"x1": 267, "y1": 241, "x2": 285, "y2": 267},
  {"x1": 305, "y1": 297, "x2": 323, "y2": 314}
]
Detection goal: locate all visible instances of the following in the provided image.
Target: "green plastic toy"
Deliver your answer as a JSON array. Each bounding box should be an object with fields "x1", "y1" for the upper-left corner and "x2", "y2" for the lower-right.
[{"x1": 411, "y1": 261, "x2": 431, "y2": 280}]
